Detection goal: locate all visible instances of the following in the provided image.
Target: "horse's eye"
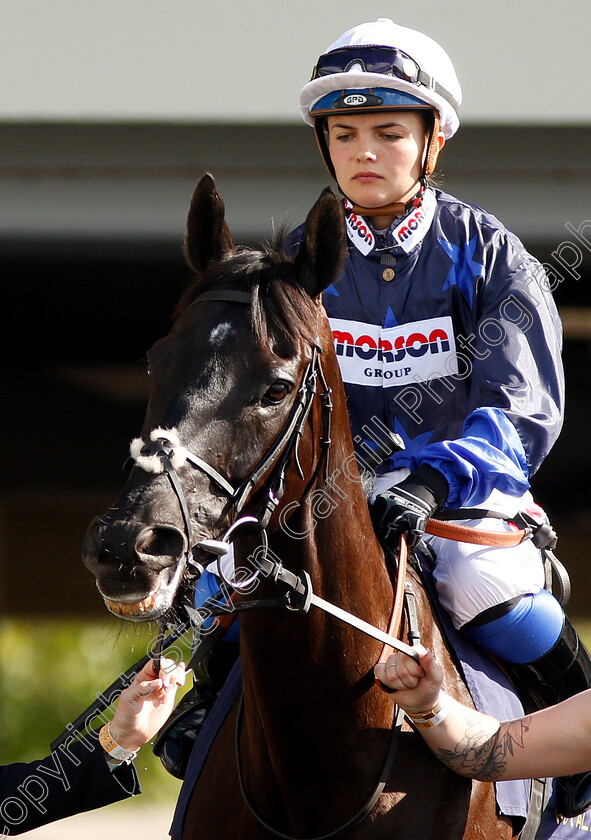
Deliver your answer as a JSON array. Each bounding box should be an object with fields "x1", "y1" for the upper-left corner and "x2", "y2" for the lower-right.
[{"x1": 263, "y1": 382, "x2": 290, "y2": 405}]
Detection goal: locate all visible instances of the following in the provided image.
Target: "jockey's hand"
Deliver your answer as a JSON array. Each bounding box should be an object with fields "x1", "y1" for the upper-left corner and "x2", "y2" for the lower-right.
[
  {"x1": 370, "y1": 465, "x2": 448, "y2": 548},
  {"x1": 375, "y1": 647, "x2": 444, "y2": 715},
  {"x1": 109, "y1": 657, "x2": 187, "y2": 754}
]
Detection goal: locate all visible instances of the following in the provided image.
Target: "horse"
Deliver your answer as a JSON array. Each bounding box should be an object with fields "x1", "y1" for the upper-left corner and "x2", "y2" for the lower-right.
[{"x1": 82, "y1": 174, "x2": 515, "y2": 839}]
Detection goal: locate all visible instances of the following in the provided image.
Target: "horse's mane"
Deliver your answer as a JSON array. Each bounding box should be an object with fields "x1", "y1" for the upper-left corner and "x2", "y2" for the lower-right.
[{"x1": 174, "y1": 240, "x2": 321, "y2": 352}]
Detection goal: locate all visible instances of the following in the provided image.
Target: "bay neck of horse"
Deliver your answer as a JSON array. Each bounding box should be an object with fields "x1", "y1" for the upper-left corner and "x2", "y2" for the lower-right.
[
  {"x1": 194, "y1": 322, "x2": 500, "y2": 838},
  {"x1": 226, "y1": 381, "x2": 401, "y2": 831}
]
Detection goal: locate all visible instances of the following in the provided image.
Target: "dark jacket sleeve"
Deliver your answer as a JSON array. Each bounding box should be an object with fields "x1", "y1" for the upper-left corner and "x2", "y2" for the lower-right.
[
  {"x1": 408, "y1": 246, "x2": 564, "y2": 507},
  {"x1": 0, "y1": 735, "x2": 140, "y2": 835}
]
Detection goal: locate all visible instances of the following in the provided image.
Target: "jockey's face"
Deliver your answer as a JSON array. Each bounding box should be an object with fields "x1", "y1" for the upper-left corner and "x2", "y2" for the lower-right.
[{"x1": 327, "y1": 111, "x2": 440, "y2": 228}]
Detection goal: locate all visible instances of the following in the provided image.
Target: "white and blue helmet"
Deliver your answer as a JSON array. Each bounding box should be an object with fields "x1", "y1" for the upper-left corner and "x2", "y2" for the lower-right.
[{"x1": 299, "y1": 18, "x2": 462, "y2": 177}]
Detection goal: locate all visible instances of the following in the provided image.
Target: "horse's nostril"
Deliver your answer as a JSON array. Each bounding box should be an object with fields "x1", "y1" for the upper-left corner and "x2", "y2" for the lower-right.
[{"x1": 136, "y1": 526, "x2": 186, "y2": 560}]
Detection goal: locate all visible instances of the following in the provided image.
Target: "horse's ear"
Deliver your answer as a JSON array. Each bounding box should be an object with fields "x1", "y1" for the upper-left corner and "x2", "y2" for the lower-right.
[
  {"x1": 184, "y1": 172, "x2": 235, "y2": 273},
  {"x1": 293, "y1": 187, "x2": 346, "y2": 299}
]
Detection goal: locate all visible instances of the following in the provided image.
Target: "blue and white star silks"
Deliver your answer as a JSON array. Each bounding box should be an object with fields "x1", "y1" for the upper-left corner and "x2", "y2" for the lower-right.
[
  {"x1": 383, "y1": 306, "x2": 398, "y2": 328},
  {"x1": 390, "y1": 417, "x2": 434, "y2": 471},
  {"x1": 439, "y1": 236, "x2": 486, "y2": 306},
  {"x1": 287, "y1": 186, "x2": 563, "y2": 505}
]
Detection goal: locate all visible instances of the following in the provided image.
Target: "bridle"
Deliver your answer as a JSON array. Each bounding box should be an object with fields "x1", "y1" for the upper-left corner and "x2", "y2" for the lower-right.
[
  {"x1": 129, "y1": 289, "x2": 333, "y2": 583},
  {"x1": 128, "y1": 287, "x2": 419, "y2": 665},
  {"x1": 120, "y1": 286, "x2": 421, "y2": 839}
]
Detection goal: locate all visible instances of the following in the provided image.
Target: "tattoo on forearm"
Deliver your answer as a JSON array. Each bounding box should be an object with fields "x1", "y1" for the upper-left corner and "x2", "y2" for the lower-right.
[{"x1": 436, "y1": 716, "x2": 532, "y2": 781}]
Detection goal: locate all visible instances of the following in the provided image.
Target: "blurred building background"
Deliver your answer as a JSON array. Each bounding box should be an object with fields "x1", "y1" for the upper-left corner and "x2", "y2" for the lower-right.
[{"x1": 1, "y1": 0, "x2": 591, "y2": 618}]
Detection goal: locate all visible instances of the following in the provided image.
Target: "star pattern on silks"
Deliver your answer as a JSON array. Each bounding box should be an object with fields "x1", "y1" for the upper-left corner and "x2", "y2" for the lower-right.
[
  {"x1": 438, "y1": 236, "x2": 486, "y2": 307},
  {"x1": 383, "y1": 305, "x2": 398, "y2": 328},
  {"x1": 323, "y1": 283, "x2": 339, "y2": 297},
  {"x1": 390, "y1": 417, "x2": 434, "y2": 469}
]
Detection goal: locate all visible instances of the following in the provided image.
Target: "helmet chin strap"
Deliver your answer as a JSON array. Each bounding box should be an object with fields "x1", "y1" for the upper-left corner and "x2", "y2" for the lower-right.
[
  {"x1": 347, "y1": 199, "x2": 409, "y2": 218},
  {"x1": 424, "y1": 114, "x2": 441, "y2": 176},
  {"x1": 347, "y1": 179, "x2": 426, "y2": 219}
]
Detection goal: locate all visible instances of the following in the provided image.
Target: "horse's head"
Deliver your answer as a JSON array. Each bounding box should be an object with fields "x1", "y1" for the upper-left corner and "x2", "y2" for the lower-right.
[{"x1": 82, "y1": 173, "x2": 346, "y2": 622}]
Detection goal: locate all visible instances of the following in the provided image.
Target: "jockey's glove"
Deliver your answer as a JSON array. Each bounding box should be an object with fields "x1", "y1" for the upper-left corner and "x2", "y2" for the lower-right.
[{"x1": 371, "y1": 465, "x2": 449, "y2": 549}]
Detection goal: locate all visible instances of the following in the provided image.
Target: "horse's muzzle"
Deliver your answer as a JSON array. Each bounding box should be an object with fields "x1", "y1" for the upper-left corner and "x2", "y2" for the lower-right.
[
  {"x1": 83, "y1": 517, "x2": 187, "y2": 566},
  {"x1": 82, "y1": 517, "x2": 188, "y2": 613}
]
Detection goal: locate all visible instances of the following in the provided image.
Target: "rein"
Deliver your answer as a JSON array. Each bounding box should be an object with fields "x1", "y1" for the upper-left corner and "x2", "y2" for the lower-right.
[
  {"x1": 184, "y1": 527, "x2": 419, "y2": 663},
  {"x1": 235, "y1": 695, "x2": 406, "y2": 840},
  {"x1": 425, "y1": 518, "x2": 529, "y2": 547}
]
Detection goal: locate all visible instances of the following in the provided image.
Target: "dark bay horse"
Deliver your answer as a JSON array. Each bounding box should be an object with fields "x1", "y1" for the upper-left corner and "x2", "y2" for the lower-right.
[{"x1": 82, "y1": 174, "x2": 514, "y2": 839}]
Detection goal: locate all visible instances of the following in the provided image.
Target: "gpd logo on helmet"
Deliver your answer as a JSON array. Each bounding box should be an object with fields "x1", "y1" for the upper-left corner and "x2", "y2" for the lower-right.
[{"x1": 335, "y1": 93, "x2": 383, "y2": 109}]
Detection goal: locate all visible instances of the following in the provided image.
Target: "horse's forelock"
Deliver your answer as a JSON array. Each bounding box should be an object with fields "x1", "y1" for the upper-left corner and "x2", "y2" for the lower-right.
[{"x1": 174, "y1": 244, "x2": 320, "y2": 351}]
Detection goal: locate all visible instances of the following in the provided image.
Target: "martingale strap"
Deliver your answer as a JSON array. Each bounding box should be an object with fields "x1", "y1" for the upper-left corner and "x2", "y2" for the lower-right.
[{"x1": 423, "y1": 514, "x2": 571, "y2": 605}]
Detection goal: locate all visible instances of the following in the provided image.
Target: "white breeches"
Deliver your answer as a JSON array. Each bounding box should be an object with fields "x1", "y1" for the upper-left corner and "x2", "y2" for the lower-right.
[{"x1": 372, "y1": 470, "x2": 546, "y2": 630}]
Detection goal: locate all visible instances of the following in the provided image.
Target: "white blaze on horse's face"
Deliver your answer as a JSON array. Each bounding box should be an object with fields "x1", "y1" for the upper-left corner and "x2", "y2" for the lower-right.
[
  {"x1": 83, "y1": 295, "x2": 311, "y2": 623},
  {"x1": 82, "y1": 175, "x2": 347, "y2": 624},
  {"x1": 208, "y1": 322, "x2": 235, "y2": 347}
]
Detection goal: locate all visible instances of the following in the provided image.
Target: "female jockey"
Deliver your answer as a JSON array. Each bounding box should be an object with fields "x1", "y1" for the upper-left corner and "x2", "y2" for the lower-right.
[
  {"x1": 292, "y1": 17, "x2": 591, "y2": 816},
  {"x1": 188, "y1": 16, "x2": 590, "y2": 816}
]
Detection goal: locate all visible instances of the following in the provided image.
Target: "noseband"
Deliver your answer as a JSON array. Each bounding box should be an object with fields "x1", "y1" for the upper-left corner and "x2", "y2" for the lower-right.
[{"x1": 128, "y1": 289, "x2": 333, "y2": 575}]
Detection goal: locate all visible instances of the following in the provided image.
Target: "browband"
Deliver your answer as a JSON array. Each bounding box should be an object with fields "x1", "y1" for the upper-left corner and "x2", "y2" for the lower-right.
[{"x1": 186, "y1": 290, "x2": 252, "y2": 310}]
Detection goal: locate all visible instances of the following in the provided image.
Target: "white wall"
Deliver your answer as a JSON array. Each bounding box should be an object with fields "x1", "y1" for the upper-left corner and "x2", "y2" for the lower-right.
[{"x1": 2, "y1": 0, "x2": 590, "y2": 124}]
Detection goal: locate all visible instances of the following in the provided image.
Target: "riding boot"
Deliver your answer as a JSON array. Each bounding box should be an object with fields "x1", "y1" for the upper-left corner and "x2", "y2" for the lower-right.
[
  {"x1": 508, "y1": 617, "x2": 591, "y2": 817},
  {"x1": 152, "y1": 639, "x2": 239, "y2": 779},
  {"x1": 192, "y1": 638, "x2": 240, "y2": 691}
]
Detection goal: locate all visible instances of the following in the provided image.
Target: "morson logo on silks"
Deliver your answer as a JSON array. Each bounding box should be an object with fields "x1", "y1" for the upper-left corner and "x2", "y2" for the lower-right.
[
  {"x1": 330, "y1": 316, "x2": 458, "y2": 388},
  {"x1": 343, "y1": 190, "x2": 436, "y2": 256},
  {"x1": 390, "y1": 189, "x2": 437, "y2": 253},
  {"x1": 343, "y1": 198, "x2": 375, "y2": 255}
]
